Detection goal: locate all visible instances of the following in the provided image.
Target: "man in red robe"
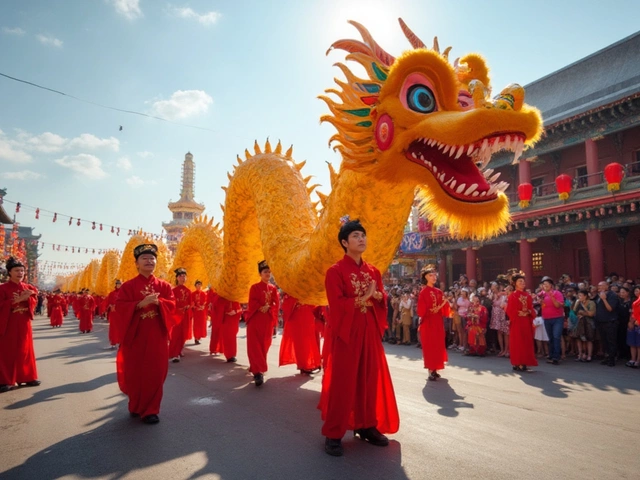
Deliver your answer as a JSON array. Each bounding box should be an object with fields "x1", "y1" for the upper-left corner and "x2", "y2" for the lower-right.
[
  {"x1": 104, "y1": 280, "x2": 122, "y2": 348},
  {"x1": 78, "y1": 290, "x2": 96, "y2": 333},
  {"x1": 279, "y1": 294, "x2": 322, "y2": 374},
  {"x1": 506, "y1": 271, "x2": 538, "y2": 372},
  {"x1": 0, "y1": 257, "x2": 40, "y2": 393},
  {"x1": 191, "y1": 280, "x2": 207, "y2": 345},
  {"x1": 169, "y1": 268, "x2": 191, "y2": 363},
  {"x1": 320, "y1": 219, "x2": 399, "y2": 457},
  {"x1": 211, "y1": 296, "x2": 241, "y2": 362},
  {"x1": 115, "y1": 243, "x2": 176, "y2": 424},
  {"x1": 417, "y1": 265, "x2": 450, "y2": 380},
  {"x1": 246, "y1": 260, "x2": 280, "y2": 386},
  {"x1": 48, "y1": 289, "x2": 67, "y2": 328}
]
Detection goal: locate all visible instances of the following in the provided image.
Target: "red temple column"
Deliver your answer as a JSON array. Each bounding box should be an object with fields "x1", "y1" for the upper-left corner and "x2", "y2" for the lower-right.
[
  {"x1": 586, "y1": 229, "x2": 604, "y2": 284},
  {"x1": 585, "y1": 139, "x2": 599, "y2": 187},
  {"x1": 519, "y1": 239, "x2": 534, "y2": 290},
  {"x1": 519, "y1": 159, "x2": 531, "y2": 184},
  {"x1": 465, "y1": 247, "x2": 477, "y2": 281}
]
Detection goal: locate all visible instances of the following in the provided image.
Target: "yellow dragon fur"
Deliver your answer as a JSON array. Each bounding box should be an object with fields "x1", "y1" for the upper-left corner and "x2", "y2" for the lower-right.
[{"x1": 69, "y1": 19, "x2": 543, "y2": 306}]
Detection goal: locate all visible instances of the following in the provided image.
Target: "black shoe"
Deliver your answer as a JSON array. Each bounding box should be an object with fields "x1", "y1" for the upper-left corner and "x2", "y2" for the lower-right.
[
  {"x1": 129, "y1": 412, "x2": 139, "y2": 418},
  {"x1": 354, "y1": 427, "x2": 389, "y2": 446},
  {"x1": 324, "y1": 438, "x2": 343, "y2": 457},
  {"x1": 254, "y1": 373, "x2": 264, "y2": 387},
  {"x1": 226, "y1": 357, "x2": 237, "y2": 363},
  {"x1": 25, "y1": 380, "x2": 41, "y2": 387},
  {"x1": 0, "y1": 385, "x2": 11, "y2": 393},
  {"x1": 195, "y1": 339, "x2": 200, "y2": 345},
  {"x1": 171, "y1": 357, "x2": 180, "y2": 363},
  {"x1": 142, "y1": 414, "x2": 159, "y2": 424}
]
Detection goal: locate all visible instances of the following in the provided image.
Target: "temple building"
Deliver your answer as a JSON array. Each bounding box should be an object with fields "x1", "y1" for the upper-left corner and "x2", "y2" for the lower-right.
[
  {"x1": 0, "y1": 188, "x2": 40, "y2": 284},
  {"x1": 395, "y1": 30, "x2": 640, "y2": 288},
  {"x1": 162, "y1": 152, "x2": 205, "y2": 254}
]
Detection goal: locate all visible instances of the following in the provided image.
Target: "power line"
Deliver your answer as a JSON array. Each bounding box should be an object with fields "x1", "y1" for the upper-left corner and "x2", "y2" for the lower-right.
[{"x1": 0, "y1": 71, "x2": 218, "y2": 133}]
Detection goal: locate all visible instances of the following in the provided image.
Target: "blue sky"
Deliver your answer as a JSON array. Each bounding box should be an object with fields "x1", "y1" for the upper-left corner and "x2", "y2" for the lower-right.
[{"x1": 1, "y1": 0, "x2": 638, "y2": 281}]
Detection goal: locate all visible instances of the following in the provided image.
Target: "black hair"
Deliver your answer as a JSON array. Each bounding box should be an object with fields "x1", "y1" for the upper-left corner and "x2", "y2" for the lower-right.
[{"x1": 338, "y1": 219, "x2": 366, "y2": 252}]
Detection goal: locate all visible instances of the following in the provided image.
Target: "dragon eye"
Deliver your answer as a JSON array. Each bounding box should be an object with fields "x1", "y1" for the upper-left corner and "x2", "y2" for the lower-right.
[{"x1": 407, "y1": 84, "x2": 436, "y2": 113}]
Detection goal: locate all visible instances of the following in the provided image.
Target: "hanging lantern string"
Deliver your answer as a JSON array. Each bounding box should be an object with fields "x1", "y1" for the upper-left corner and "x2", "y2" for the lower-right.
[
  {"x1": 36, "y1": 240, "x2": 123, "y2": 254},
  {"x1": 2, "y1": 198, "x2": 166, "y2": 239}
]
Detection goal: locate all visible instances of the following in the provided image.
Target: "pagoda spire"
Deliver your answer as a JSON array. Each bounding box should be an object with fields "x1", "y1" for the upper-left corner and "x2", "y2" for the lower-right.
[{"x1": 180, "y1": 152, "x2": 195, "y2": 201}]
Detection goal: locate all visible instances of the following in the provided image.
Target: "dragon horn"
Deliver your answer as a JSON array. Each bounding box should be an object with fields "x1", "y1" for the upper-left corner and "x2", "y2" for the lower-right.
[
  {"x1": 347, "y1": 20, "x2": 395, "y2": 67},
  {"x1": 398, "y1": 18, "x2": 426, "y2": 49}
]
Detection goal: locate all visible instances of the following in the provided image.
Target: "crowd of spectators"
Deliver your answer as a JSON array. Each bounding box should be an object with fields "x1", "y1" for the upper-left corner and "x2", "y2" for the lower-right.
[{"x1": 384, "y1": 272, "x2": 640, "y2": 368}]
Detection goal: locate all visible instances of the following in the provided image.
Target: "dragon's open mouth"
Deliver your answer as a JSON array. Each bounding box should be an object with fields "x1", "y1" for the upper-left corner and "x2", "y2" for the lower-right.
[{"x1": 405, "y1": 133, "x2": 525, "y2": 203}]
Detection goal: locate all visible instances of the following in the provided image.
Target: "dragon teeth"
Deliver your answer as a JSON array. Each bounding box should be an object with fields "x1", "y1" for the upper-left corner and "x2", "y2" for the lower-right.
[
  {"x1": 411, "y1": 152, "x2": 418, "y2": 159},
  {"x1": 456, "y1": 183, "x2": 466, "y2": 194},
  {"x1": 455, "y1": 145, "x2": 465, "y2": 159},
  {"x1": 483, "y1": 168, "x2": 494, "y2": 177},
  {"x1": 489, "y1": 172, "x2": 501, "y2": 183},
  {"x1": 442, "y1": 145, "x2": 450, "y2": 155},
  {"x1": 464, "y1": 183, "x2": 478, "y2": 196},
  {"x1": 450, "y1": 179, "x2": 457, "y2": 190},
  {"x1": 467, "y1": 144, "x2": 475, "y2": 156}
]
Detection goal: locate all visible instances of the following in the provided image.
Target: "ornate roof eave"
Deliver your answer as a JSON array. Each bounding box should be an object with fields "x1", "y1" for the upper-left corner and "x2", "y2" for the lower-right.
[{"x1": 167, "y1": 199, "x2": 206, "y2": 211}]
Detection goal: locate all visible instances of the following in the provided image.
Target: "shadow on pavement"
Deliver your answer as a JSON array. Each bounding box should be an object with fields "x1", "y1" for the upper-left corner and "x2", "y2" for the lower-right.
[
  {"x1": 3, "y1": 373, "x2": 117, "y2": 410},
  {"x1": 1, "y1": 360, "x2": 412, "y2": 480},
  {"x1": 422, "y1": 378, "x2": 474, "y2": 417}
]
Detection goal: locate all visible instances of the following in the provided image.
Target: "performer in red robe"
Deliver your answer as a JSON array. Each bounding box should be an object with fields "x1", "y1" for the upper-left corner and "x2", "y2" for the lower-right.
[
  {"x1": 279, "y1": 294, "x2": 322, "y2": 374},
  {"x1": 320, "y1": 219, "x2": 399, "y2": 457},
  {"x1": 0, "y1": 257, "x2": 40, "y2": 393},
  {"x1": 466, "y1": 296, "x2": 488, "y2": 356},
  {"x1": 191, "y1": 281, "x2": 207, "y2": 344},
  {"x1": 78, "y1": 291, "x2": 96, "y2": 333},
  {"x1": 208, "y1": 287, "x2": 223, "y2": 355},
  {"x1": 211, "y1": 296, "x2": 241, "y2": 362},
  {"x1": 245, "y1": 260, "x2": 280, "y2": 386},
  {"x1": 506, "y1": 271, "x2": 538, "y2": 372},
  {"x1": 417, "y1": 265, "x2": 450, "y2": 380},
  {"x1": 104, "y1": 280, "x2": 122, "y2": 348},
  {"x1": 169, "y1": 268, "x2": 191, "y2": 362},
  {"x1": 72, "y1": 292, "x2": 81, "y2": 319},
  {"x1": 48, "y1": 289, "x2": 67, "y2": 328},
  {"x1": 115, "y1": 243, "x2": 176, "y2": 424}
]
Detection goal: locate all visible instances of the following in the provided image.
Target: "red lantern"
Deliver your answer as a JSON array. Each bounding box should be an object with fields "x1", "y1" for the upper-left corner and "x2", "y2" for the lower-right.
[
  {"x1": 518, "y1": 183, "x2": 533, "y2": 208},
  {"x1": 15, "y1": 202, "x2": 20, "y2": 213},
  {"x1": 35, "y1": 208, "x2": 40, "y2": 219},
  {"x1": 555, "y1": 174, "x2": 572, "y2": 200},
  {"x1": 53, "y1": 213, "x2": 57, "y2": 222},
  {"x1": 604, "y1": 162, "x2": 624, "y2": 192}
]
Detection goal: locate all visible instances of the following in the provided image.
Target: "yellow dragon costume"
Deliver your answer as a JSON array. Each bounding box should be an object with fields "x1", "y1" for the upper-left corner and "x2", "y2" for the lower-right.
[{"x1": 70, "y1": 19, "x2": 542, "y2": 306}]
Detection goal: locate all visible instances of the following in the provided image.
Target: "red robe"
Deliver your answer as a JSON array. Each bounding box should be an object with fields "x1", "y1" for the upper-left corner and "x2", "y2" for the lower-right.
[
  {"x1": 191, "y1": 290, "x2": 208, "y2": 340},
  {"x1": 48, "y1": 294, "x2": 67, "y2": 327},
  {"x1": 169, "y1": 285, "x2": 192, "y2": 358},
  {"x1": 279, "y1": 295, "x2": 322, "y2": 371},
  {"x1": 207, "y1": 289, "x2": 223, "y2": 354},
  {"x1": 211, "y1": 297, "x2": 241, "y2": 359},
  {"x1": 245, "y1": 281, "x2": 280, "y2": 374},
  {"x1": 78, "y1": 295, "x2": 96, "y2": 332},
  {"x1": 72, "y1": 295, "x2": 80, "y2": 319},
  {"x1": 417, "y1": 286, "x2": 449, "y2": 371},
  {"x1": 115, "y1": 274, "x2": 176, "y2": 417},
  {"x1": 319, "y1": 255, "x2": 399, "y2": 439},
  {"x1": 506, "y1": 290, "x2": 538, "y2": 367},
  {"x1": 104, "y1": 289, "x2": 121, "y2": 346},
  {"x1": 0, "y1": 281, "x2": 39, "y2": 386},
  {"x1": 466, "y1": 304, "x2": 488, "y2": 355}
]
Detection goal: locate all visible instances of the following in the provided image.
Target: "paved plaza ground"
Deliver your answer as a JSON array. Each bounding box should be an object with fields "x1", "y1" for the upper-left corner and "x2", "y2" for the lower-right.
[{"x1": 1, "y1": 314, "x2": 637, "y2": 480}]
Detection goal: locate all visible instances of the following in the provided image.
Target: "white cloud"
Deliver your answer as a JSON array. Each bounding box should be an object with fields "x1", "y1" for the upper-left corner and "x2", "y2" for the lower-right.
[
  {"x1": 0, "y1": 137, "x2": 32, "y2": 163},
  {"x1": 109, "y1": 0, "x2": 142, "y2": 20},
  {"x1": 1, "y1": 170, "x2": 43, "y2": 180},
  {"x1": 150, "y1": 90, "x2": 213, "y2": 120},
  {"x1": 126, "y1": 175, "x2": 156, "y2": 188},
  {"x1": 169, "y1": 6, "x2": 221, "y2": 26},
  {"x1": 36, "y1": 34, "x2": 63, "y2": 48},
  {"x1": 7, "y1": 130, "x2": 119, "y2": 154},
  {"x1": 55, "y1": 154, "x2": 107, "y2": 179},
  {"x1": 68, "y1": 133, "x2": 119, "y2": 152},
  {"x1": 2, "y1": 27, "x2": 26, "y2": 36},
  {"x1": 117, "y1": 156, "x2": 132, "y2": 170},
  {"x1": 137, "y1": 151, "x2": 154, "y2": 159}
]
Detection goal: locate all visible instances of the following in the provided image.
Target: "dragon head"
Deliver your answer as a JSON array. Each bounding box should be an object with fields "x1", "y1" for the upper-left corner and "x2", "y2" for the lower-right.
[{"x1": 321, "y1": 19, "x2": 543, "y2": 240}]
